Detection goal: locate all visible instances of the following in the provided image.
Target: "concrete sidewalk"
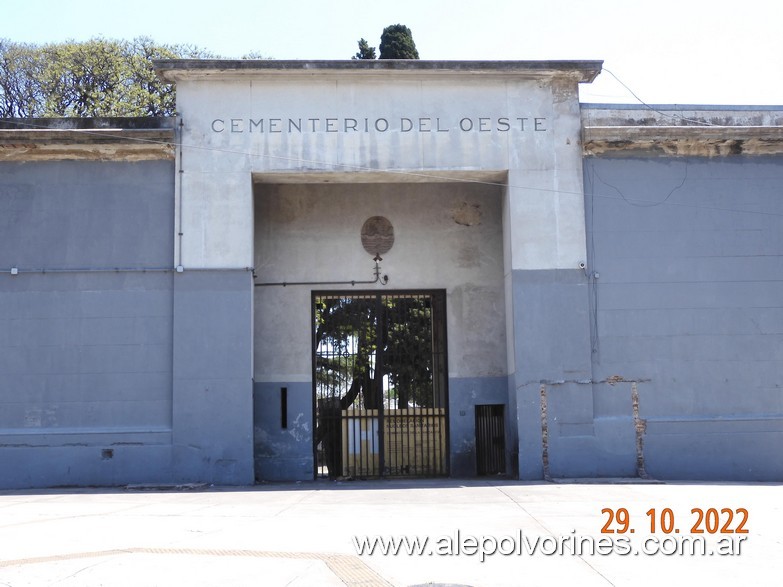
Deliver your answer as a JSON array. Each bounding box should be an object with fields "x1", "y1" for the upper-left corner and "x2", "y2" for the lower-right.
[{"x1": 0, "y1": 479, "x2": 780, "y2": 587}]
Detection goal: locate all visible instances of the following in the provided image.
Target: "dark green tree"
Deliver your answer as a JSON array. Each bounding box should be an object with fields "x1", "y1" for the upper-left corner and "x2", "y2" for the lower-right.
[
  {"x1": 352, "y1": 38, "x2": 376, "y2": 60},
  {"x1": 378, "y1": 24, "x2": 419, "y2": 60},
  {"x1": 314, "y1": 296, "x2": 435, "y2": 412}
]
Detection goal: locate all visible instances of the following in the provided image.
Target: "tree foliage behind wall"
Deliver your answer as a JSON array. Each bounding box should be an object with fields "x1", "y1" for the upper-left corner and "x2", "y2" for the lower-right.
[
  {"x1": 379, "y1": 24, "x2": 419, "y2": 60},
  {"x1": 352, "y1": 24, "x2": 420, "y2": 60},
  {"x1": 0, "y1": 37, "x2": 215, "y2": 117},
  {"x1": 352, "y1": 38, "x2": 377, "y2": 60}
]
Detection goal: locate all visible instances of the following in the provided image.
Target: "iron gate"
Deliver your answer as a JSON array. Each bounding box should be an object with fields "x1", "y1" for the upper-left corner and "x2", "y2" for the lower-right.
[
  {"x1": 313, "y1": 291, "x2": 448, "y2": 479},
  {"x1": 475, "y1": 404, "x2": 506, "y2": 475}
]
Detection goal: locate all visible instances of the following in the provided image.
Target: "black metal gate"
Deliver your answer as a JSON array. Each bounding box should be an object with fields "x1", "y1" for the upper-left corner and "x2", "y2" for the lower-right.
[
  {"x1": 313, "y1": 291, "x2": 448, "y2": 479},
  {"x1": 475, "y1": 404, "x2": 506, "y2": 475}
]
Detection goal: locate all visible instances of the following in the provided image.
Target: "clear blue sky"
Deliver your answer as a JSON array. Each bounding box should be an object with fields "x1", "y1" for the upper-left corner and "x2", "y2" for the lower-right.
[{"x1": 4, "y1": 0, "x2": 781, "y2": 105}]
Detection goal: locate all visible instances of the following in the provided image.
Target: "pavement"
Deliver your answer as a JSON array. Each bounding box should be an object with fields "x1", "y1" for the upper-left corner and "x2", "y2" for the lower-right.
[{"x1": 0, "y1": 478, "x2": 780, "y2": 587}]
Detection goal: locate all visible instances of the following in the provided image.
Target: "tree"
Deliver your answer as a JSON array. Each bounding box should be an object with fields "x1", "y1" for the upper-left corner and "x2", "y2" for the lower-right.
[
  {"x1": 378, "y1": 24, "x2": 419, "y2": 60},
  {"x1": 0, "y1": 40, "x2": 43, "y2": 118},
  {"x1": 0, "y1": 37, "x2": 216, "y2": 118},
  {"x1": 352, "y1": 38, "x2": 376, "y2": 60},
  {"x1": 314, "y1": 295, "x2": 435, "y2": 412},
  {"x1": 313, "y1": 294, "x2": 439, "y2": 477}
]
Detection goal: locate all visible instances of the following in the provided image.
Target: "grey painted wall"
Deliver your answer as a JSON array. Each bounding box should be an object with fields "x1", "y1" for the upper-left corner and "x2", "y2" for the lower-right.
[
  {"x1": 0, "y1": 161, "x2": 176, "y2": 488},
  {"x1": 449, "y1": 376, "x2": 509, "y2": 476},
  {"x1": 5, "y1": 149, "x2": 780, "y2": 486},
  {"x1": 172, "y1": 270, "x2": 255, "y2": 485},
  {"x1": 583, "y1": 155, "x2": 783, "y2": 481},
  {"x1": 253, "y1": 381, "x2": 312, "y2": 481},
  {"x1": 1, "y1": 161, "x2": 174, "y2": 269},
  {"x1": 508, "y1": 269, "x2": 598, "y2": 479}
]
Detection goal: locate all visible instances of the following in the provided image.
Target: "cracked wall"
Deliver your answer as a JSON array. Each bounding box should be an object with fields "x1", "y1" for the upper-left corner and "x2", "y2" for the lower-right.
[{"x1": 582, "y1": 155, "x2": 783, "y2": 480}]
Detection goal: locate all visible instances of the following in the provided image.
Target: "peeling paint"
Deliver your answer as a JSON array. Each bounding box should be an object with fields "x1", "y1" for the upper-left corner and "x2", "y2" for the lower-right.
[
  {"x1": 451, "y1": 202, "x2": 482, "y2": 226},
  {"x1": 584, "y1": 137, "x2": 783, "y2": 157},
  {"x1": 539, "y1": 385, "x2": 551, "y2": 481},
  {"x1": 582, "y1": 106, "x2": 783, "y2": 157},
  {"x1": 582, "y1": 107, "x2": 783, "y2": 157},
  {"x1": 517, "y1": 376, "x2": 650, "y2": 388},
  {"x1": 287, "y1": 413, "x2": 310, "y2": 442},
  {"x1": 0, "y1": 123, "x2": 176, "y2": 162},
  {"x1": 632, "y1": 383, "x2": 649, "y2": 480},
  {"x1": 0, "y1": 144, "x2": 175, "y2": 162}
]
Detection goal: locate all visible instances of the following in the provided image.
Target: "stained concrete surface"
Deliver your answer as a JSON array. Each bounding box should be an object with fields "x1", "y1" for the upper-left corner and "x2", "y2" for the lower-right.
[{"x1": 0, "y1": 479, "x2": 780, "y2": 587}]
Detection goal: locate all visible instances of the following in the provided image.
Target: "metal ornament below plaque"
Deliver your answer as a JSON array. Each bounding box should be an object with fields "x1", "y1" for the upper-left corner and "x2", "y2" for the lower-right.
[{"x1": 361, "y1": 216, "x2": 394, "y2": 260}]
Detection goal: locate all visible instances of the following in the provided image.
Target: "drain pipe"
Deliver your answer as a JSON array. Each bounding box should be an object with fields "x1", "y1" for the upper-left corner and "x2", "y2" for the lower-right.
[{"x1": 176, "y1": 117, "x2": 184, "y2": 270}]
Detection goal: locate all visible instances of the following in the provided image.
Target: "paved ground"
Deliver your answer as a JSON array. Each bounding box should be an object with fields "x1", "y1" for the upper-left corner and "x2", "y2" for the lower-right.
[{"x1": 0, "y1": 478, "x2": 780, "y2": 587}]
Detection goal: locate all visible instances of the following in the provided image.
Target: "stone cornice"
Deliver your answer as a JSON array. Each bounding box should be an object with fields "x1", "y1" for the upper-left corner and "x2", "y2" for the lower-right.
[
  {"x1": 582, "y1": 107, "x2": 783, "y2": 156},
  {"x1": 154, "y1": 59, "x2": 603, "y2": 83},
  {"x1": 0, "y1": 118, "x2": 176, "y2": 161}
]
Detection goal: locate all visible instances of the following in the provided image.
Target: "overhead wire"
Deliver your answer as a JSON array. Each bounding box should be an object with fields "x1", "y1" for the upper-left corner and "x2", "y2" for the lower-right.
[
  {"x1": 600, "y1": 68, "x2": 715, "y2": 127},
  {"x1": 591, "y1": 161, "x2": 689, "y2": 208},
  {"x1": 4, "y1": 70, "x2": 781, "y2": 335},
  {"x1": 3, "y1": 66, "x2": 783, "y2": 220}
]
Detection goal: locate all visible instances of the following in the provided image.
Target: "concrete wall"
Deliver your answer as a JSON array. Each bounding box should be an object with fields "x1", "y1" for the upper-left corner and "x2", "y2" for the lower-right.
[
  {"x1": 7, "y1": 69, "x2": 780, "y2": 486},
  {"x1": 503, "y1": 79, "x2": 594, "y2": 479},
  {"x1": 172, "y1": 269, "x2": 254, "y2": 484},
  {"x1": 510, "y1": 269, "x2": 599, "y2": 478},
  {"x1": 253, "y1": 181, "x2": 507, "y2": 479},
  {"x1": 0, "y1": 160, "x2": 175, "y2": 488},
  {"x1": 172, "y1": 69, "x2": 587, "y2": 270},
  {"x1": 8, "y1": 77, "x2": 778, "y2": 486},
  {"x1": 169, "y1": 64, "x2": 593, "y2": 481},
  {"x1": 583, "y1": 155, "x2": 783, "y2": 481}
]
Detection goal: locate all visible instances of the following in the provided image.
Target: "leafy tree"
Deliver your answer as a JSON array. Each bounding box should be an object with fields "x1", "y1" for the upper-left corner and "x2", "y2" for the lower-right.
[
  {"x1": 314, "y1": 295, "x2": 435, "y2": 412},
  {"x1": 315, "y1": 297, "x2": 381, "y2": 411},
  {"x1": 0, "y1": 37, "x2": 216, "y2": 117},
  {"x1": 38, "y1": 39, "x2": 126, "y2": 117},
  {"x1": 124, "y1": 37, "x2": 197, "y2": 117},
  {"x1": 0, "y1": 40, "x2": 42, "y2": 118},
  {"x1": 382, "y1": 297, "x2": 434, "y2": 409},
  {"x1": 352, "y1": 38, "x2": 376, "y2": 60},
  {"x1": 378, "y1": 24, "x2": 419, "y2": 60}
]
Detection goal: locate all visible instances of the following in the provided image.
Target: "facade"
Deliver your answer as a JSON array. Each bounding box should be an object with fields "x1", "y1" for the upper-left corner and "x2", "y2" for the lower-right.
[{"x1": 0, "y1": 61, "x2": 781, "y2": 489}]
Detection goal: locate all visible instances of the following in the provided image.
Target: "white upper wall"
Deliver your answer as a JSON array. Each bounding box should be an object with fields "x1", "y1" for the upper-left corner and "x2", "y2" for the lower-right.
[
  {"x1": 253, "y1": 182, "x2": 507, "y2": 380},
  {"x1": 158, "y1": 60, "x2": 600, "y2": 272}
]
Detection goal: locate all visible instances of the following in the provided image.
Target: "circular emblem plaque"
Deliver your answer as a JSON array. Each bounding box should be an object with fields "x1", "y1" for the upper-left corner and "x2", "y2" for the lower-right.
[{"x1": 361, "y1": 216, "x2": 394, "y2": 256}]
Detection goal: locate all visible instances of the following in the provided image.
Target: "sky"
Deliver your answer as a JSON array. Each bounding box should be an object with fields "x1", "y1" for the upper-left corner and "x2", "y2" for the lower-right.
[{"x1": 4, "y1": 0, "x2": 781, "y2": 105}]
